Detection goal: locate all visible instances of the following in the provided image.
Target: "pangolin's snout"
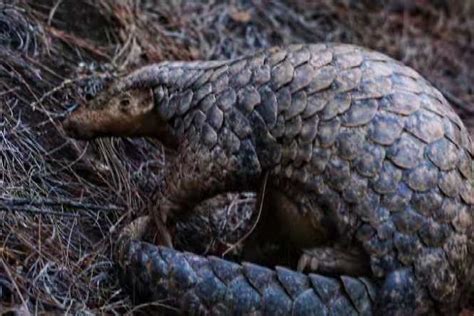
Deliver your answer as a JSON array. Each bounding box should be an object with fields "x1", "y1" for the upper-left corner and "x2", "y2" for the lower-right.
[
  {"x1": 62, "y1": 117, "x2": 79, "y2": 138},
  {"x1": 62, "y1": 102, "x2": 96, "y2": 140},
  {"x1": 62, "y1": 116, "x2": 93, "y2": 140}
]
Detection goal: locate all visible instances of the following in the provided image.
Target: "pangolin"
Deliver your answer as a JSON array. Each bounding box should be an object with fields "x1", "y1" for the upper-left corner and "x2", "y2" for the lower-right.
[{"x1": 63, "y1": 43, "x2": 474, "y2": 315}]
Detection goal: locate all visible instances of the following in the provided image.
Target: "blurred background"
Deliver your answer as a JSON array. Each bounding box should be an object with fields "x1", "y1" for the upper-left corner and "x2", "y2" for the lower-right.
[{"x1": 0, "y1": 0, "x2": 473, "y2": 314}]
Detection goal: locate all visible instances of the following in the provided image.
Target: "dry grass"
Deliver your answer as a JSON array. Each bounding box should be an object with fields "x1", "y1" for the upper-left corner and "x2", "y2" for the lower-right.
[{"x1": 0, "y1": 0, "x2": 472, "y2": 314}]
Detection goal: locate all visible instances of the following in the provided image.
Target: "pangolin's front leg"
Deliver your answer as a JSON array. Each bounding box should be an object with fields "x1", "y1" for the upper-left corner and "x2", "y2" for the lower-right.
[
  {"x1": 174, "y1": 192, "x2": 257, "y2": 256},
  {"x1": 153, "y1": 138, "x2": 263, "y2": 247}
]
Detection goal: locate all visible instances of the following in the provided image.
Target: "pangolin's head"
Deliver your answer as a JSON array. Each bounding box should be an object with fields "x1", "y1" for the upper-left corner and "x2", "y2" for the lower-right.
[
  {"x1": 63, "y1": 81, "x2": 157, "y2": 140},
  {"x1": 63, "y1": 81, "x2": 180, "y2": 152}
]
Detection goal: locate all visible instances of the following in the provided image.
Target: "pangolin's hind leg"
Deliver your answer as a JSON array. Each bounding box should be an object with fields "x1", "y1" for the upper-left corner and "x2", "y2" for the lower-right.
[
  {"x1": 240, "y1": 187, "x2": 295, "y2": 268},
  {"x1": 245, "y1": 185, "x2": 372, "y2": 277},
  {"x1": 242, "y1": 185, "x2": 330, "y2": 268}
]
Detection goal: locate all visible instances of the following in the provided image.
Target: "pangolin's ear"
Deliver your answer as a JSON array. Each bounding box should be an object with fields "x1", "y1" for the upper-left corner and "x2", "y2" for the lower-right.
[{"x1": 129, "y1": 88, "x2": 155, "y2": 115}]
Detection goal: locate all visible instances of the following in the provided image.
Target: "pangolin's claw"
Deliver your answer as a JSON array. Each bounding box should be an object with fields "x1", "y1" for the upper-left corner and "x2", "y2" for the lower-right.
[{"x1": 298, "y1": 247, "x2": 371, "y2": 276}]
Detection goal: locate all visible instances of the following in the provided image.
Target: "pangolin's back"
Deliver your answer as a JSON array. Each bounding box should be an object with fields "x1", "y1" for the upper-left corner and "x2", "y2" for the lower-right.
[
  {"x1": 262, "y1": 44, "x2": 473, "y2": 312},
  {"x1": 168, "y1": 43, "x2": 474, "y2": 311},
  {"x1": 115, "y1": 43, "x2": 474, "y2": 313}
]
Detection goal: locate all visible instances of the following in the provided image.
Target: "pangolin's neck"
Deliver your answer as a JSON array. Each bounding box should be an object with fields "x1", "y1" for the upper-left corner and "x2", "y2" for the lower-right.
[
  {"x1": 117, "y1": 60, "x2": 228, "y2": 92},
  {"x1": 120, "y1": 61, "x2": 230, "y2": 126}
]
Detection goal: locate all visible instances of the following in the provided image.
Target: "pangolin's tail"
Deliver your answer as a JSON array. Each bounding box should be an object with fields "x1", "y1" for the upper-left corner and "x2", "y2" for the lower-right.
[{"x1": 115, "y1": 218, "x2": 378, "y2": 315}]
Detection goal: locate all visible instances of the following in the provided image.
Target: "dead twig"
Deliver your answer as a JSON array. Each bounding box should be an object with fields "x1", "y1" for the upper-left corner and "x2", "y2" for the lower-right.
[
  {"x1": 46, "y1": 26, "x2": 110, "y2": 59},
  {"x1": 0, "y1": 203, "x2": 79, "y2": 217},
  {"x1": 222, "y1": 172, "x2": 268, "y2": 256},
  {"x1": 0, "y1": 197, "x2": 125, "y2": 212},
  {"x1": 47, "y1": 0, "x2": 63, "y2": 26},
  {"x1": 0, "y1": 259, "x2": 29, "y2": 313},
  {"x1": 438, "y1": 86, "x2": 474, "y2": 114}
]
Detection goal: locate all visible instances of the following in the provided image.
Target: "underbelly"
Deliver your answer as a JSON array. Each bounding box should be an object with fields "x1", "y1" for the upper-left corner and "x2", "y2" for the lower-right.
[{"x1": 265, "y1": 185, "x2": 338, "y2": 249}]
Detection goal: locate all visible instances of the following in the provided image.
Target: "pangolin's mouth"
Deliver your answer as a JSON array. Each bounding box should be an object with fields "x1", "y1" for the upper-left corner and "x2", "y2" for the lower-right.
[{"x1": 62, "y1": 117, "x2": 95, "y2": 140}]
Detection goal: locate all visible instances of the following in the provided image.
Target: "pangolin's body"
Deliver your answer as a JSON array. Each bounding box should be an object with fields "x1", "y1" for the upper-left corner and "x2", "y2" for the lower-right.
[{"x1": 65, "y1": 43, "x2": 474, "y2": 315}]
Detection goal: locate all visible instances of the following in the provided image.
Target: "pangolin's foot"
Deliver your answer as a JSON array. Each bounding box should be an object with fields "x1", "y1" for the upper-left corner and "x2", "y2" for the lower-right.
[
  {"x1": 116, "y1": 215, "x2": 172, "y2": 253},
  {"x1": 297, "y1": 246, "x2": 371, "y2": 276},
  {"x1": 118, "y1": 216, "x2": 151, "y2": 241}
]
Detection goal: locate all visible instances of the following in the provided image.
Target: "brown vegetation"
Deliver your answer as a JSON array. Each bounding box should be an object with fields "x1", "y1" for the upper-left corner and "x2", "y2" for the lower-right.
[{"x1": 0, "y1": 0, "x2": 472, "y2": 313}]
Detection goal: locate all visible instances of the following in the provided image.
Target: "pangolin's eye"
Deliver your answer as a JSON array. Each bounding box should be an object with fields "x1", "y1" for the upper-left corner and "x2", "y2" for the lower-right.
[{"x1": 120, "y1": 99, "x2": 130, "y2": 107}]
